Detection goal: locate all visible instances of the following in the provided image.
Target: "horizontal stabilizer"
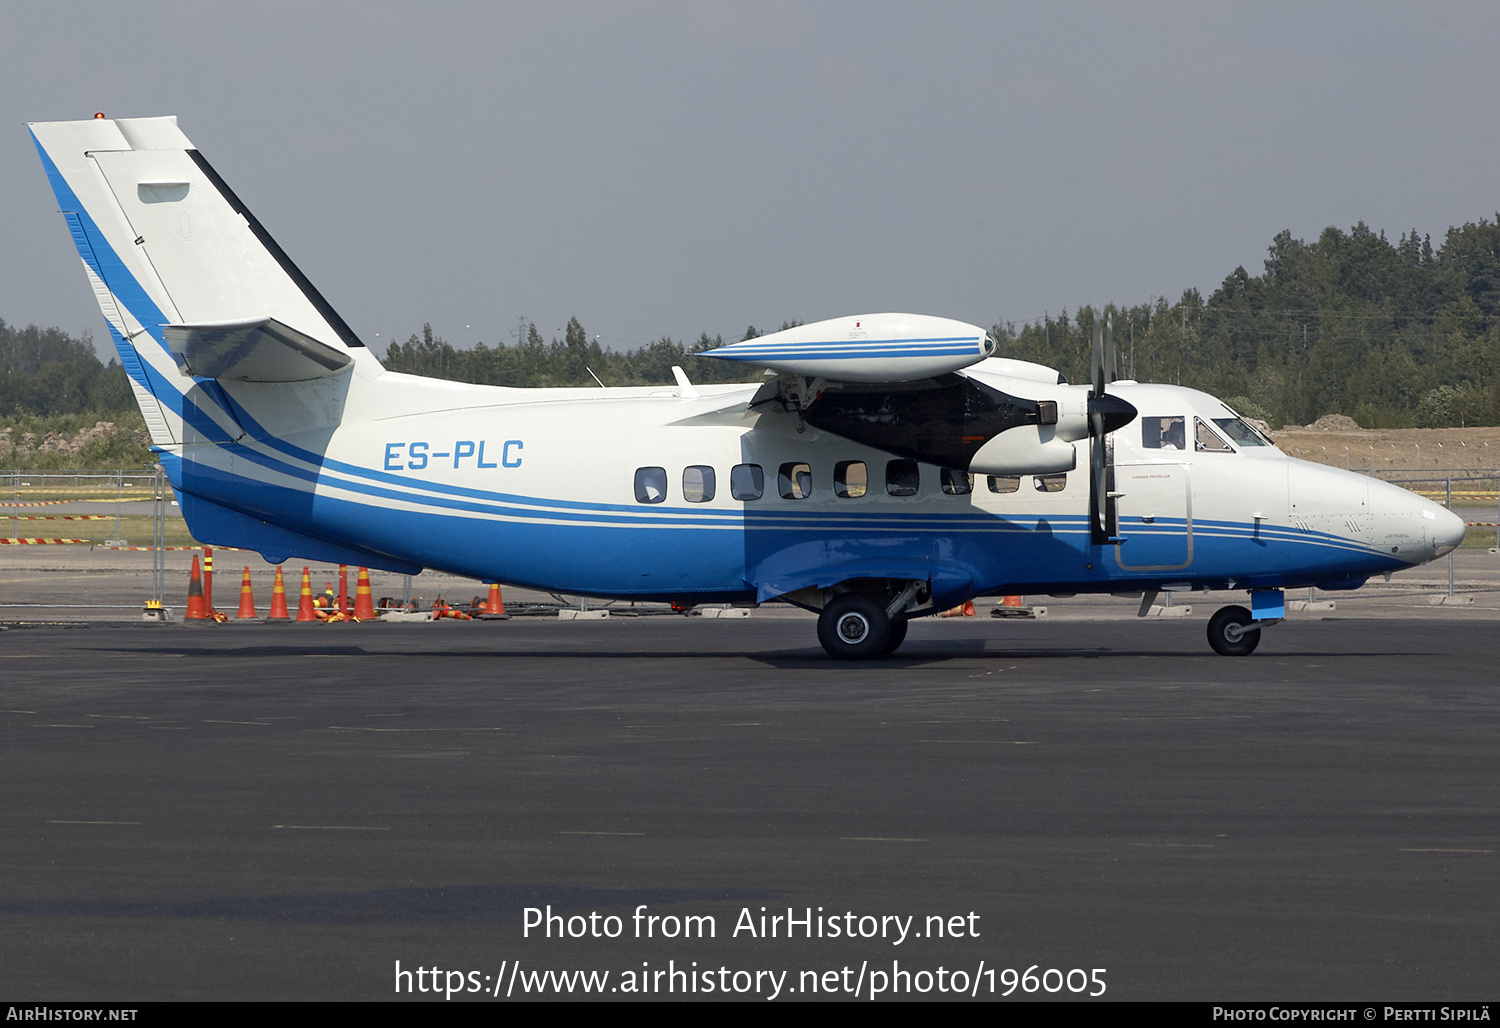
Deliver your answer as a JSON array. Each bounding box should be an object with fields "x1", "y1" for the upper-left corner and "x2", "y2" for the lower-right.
[
  {"x1": 707, "y1": 313, "x2": 992, "y2": 383},
  {"x1": 164, "y1": 317, "x2": 352, "y2": 381}
]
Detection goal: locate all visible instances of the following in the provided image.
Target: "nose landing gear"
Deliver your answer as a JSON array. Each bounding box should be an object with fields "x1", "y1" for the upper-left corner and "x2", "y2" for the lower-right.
[{"x1": 1207, "y1": 605, "x2": 1260, "y2": 656}]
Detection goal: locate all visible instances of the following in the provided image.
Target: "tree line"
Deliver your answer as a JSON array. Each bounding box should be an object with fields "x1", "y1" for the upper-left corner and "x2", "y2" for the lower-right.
[
  {"x1": 382, "y1": 318, "x2": 793, "y2": 388},
  {"x1": 9, "y1": 216, "x2": 1500, "y2": 431},
  {"x1": 992, "y1": 219, "x2": 1500, "y2": 428}
]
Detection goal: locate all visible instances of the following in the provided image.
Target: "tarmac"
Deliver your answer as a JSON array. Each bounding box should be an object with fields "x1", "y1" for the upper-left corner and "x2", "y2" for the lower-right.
[{"x1": 0, "y1": 544, "x2": 1498, "y2": 1001}]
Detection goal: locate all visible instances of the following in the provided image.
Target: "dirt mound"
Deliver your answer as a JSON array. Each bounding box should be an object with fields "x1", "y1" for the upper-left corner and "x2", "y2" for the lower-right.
[{"x1": 1304, "y1": 414, "x2": 1361, "y2": 432}]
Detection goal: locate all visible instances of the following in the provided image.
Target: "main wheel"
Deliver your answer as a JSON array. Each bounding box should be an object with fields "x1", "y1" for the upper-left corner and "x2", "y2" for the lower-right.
[
  {"x1": 881, "y1": 616, "x2": 909, "y2": 655},
  {"x1": 817, "y1": 595, "x2": 890, "y2": 660},
  {"x1": 1207, "y1": 605, "x2": 1261, "y2": 656}
]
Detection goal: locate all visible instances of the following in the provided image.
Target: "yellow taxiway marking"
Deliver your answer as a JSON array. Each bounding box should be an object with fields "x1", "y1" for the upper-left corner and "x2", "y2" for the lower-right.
[
  {"x1": 202, "y1": 719, "x2": 272, "y2": 726},
  {"x1": 1128, "y1": 842, "x2": 1215, "y2": 848},
  {"x1": 558, "y1": 831, "x2": 646, "y2": 836},
  {"x1": 274, "y1": 825, "x2": 391, "y2": 831},
  {"x1": 840, "y1": 837, "x2": 929, "y2": 843}
]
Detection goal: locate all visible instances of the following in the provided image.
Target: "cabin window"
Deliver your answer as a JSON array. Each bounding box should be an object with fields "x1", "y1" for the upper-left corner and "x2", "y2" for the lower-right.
[
  {"x1": 835, "y1": 461, "x2": 867, "y2": 498},
  {"x1": 683, "y1": 465, "x2": 716, "y2": 502},
  {"x1": 987, "y1": 475, "x2": 1020, "y2": 494},
  {"x1": 731, "y1": 463, "x2": 764, "y2": 501},
  {"x1": 1143, "y1": 415, "x2": 1186, "y2": 450},
  {"x1": 634, "y1": 467, "x2": 667, "y2": 503},
  {"x1": 886, "y1": 459, "x2": 919, "y2": 496},
  {"x1": 1194, "y1": 417, "x2": 1233, "y2": 453},
  {"x1": 778, "y1": 462, "x2": 813, "y2": 499},
  {"x1": 1034, "y1": 474, "x2": 1067, "y2": 493},
  {"x1": 941, "y1": 469, "x2": 972, "y2": 495}
]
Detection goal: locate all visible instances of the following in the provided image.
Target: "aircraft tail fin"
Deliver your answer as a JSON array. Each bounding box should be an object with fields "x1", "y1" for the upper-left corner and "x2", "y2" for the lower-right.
[{"x1": 28, "y1": 116, "x2": 363, "y2": 445}]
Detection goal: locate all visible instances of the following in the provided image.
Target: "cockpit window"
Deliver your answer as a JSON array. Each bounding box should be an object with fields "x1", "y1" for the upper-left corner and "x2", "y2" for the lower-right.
[
  {"x1": 1194, "y1": 417, "x2": 1233, "y2": 453},
  {"x1": 1142, "y1": 415, "x2": 1186, "y2": 450},
  {"x1": 1212, "y1": 416, "x2": 1271, "y2": 447}
]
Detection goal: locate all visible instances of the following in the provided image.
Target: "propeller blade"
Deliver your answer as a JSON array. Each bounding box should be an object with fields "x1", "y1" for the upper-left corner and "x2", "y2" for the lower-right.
[
  {"x1": 1105, "y1": 316, "x2": 1116, "y2": 386},
  {"x1": 1091, "y1": 408, "x2": 1107, "y2": 539},
  {"x1": 1091, "y1": 313, "x2": 1104, "y2": 398}
]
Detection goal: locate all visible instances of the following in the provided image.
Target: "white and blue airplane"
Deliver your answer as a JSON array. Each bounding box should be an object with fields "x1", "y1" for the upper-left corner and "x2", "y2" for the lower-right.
[{"x1": 28, "y1": 115, "x2": 1466, "y2": 658}]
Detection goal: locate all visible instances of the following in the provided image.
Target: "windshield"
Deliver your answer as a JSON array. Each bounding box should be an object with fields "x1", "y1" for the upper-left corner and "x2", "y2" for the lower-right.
[{"x1": 1212, "y1": 415, "x2": 1271, "y2": 447}]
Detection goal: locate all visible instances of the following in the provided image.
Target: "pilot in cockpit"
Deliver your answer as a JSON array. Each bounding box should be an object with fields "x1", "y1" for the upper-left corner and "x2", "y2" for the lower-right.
[{"x1": 1159, "y1": 416, "x2": 1185, "y2": 450}]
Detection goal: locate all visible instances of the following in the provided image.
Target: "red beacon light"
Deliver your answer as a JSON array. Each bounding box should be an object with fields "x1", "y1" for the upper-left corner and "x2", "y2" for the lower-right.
[{"x1": 93, "y1": 112, "x2": 105, "y2": 119}]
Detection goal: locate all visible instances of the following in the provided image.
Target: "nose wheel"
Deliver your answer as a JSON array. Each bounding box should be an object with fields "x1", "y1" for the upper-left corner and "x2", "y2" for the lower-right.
[
  {"x1": 817, "y1": 595, "x2": 891, "y2": 660},
  {"x1": 1207, "y1": 605, "x2": 1261, "y2": 656}
]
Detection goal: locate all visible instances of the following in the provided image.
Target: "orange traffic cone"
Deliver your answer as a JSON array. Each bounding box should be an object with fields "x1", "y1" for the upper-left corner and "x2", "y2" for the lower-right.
[
  {"x1": 1002, "y1": 595, "x2": 1024, "y2": 607},
  {"x1": 482, "y1": 582, "x2": 506, "y2": 615},
  {"x1": 296, "y1": 567, "x2": 318, "y2": 622},
  {"x1": 185, "y1": 554, "x2": 206, "y2": 620},
  {"x1": 940, "y1": 599, "x2": 976, "y2": 617},
  {"x1": 236, "y1": 566, "x2": 257, "y2": 618},
  {"x1": 203, "y1": 547, "x2": 214, "y2": 613},
  {"x1": 268, "y1": 566, "x2": 291, "y2": 620},
  {"x1": 353, "y1": 567, "x2": 376, "y2": 620}
]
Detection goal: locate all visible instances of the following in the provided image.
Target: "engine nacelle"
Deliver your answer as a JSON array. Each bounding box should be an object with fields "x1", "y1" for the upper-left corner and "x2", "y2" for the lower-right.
[
  {"x1": 968, "y1": 428, "x2": 1077, "y2": 476},
  {"x1": 707, "y1": 312, "x2": 993, "y2": 383}
]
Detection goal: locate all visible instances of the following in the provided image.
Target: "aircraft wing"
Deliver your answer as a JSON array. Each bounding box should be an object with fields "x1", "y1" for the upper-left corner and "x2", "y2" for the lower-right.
[
  {"x1": 707, "y1": 313, "x2": 993, "y2": 382},
  {"x1": 705, "y1": 312, "x2": 1133, "y2": 478}
]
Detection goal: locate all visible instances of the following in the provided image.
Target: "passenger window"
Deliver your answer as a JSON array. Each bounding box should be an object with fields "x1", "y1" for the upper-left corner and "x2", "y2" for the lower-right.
[
  {"x1": 886, "y1": 459, "x2": 919, "y2": 496},
  {"x1": 1143, "y1": 415, "x2": 1186, "y2": 450},
  {"x1": 941, "y1": 469, "x2": 972, "y2": 495},
  {"x1": 731, "y1": 463, "x2": 764, "y2": 501},
  {"x1": 987, "y1": 475, "x2": 1020, "y2": 494},
  {"x1": 1034, "y1": 474, "x2": 1067, "y2": 493},
  {"x1": 1194, "y1": 417, "x2": 1233, "y2": 453},
  {"x1": 835, "y1": 461, "x2": 868, "y2": 498},
  {"x1": 778, "y1": 462, "x2": 812, "y2": 499},
  {"x1": 634, "y1": 467, "x2": 667, "y2": 503},
  {"x1": 683, "y1": 465, "x2": 716, "y2": 502}
]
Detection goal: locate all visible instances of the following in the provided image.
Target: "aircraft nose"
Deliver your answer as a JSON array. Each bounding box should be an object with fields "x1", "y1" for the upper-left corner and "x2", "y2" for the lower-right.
[{"x1": 1433, "y1": 504, "x2": 1466, "y2": 558}]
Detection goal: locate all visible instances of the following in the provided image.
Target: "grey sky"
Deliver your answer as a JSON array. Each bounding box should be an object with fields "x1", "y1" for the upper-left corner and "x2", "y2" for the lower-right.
[{"x1": 4, "y1": 2, "x2": 1498, "y2": 359}]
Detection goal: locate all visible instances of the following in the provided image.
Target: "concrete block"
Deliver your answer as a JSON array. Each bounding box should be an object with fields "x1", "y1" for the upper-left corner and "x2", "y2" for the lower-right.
[
  {"x1": 1146, "y1": 605, "x2": 1193, "y2": 617},
  {"x1": 558, "y1": 608, "x2": 610, "y2": 620}
]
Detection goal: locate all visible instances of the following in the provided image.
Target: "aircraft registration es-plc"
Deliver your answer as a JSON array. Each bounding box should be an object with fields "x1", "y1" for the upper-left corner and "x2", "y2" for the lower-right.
[{"x1": 29, "y1": 115, "x2": 1466, "y2": 658}]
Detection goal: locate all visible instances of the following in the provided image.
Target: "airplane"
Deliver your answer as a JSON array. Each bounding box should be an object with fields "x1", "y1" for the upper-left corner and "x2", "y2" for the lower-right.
[{"x1": 27, "y1": 114, "x2": 1467, "y2": 659}]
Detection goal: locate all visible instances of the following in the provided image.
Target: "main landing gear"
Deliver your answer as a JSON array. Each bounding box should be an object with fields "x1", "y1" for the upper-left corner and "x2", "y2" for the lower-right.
[{"x1": 816, "y1": 582, "x2": 924, "y2": 660}]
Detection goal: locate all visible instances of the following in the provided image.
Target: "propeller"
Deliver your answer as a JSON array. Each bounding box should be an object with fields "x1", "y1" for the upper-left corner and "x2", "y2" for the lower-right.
[{"x1": 1088, "y1": 311, "x2": 1136, "y2": 544}]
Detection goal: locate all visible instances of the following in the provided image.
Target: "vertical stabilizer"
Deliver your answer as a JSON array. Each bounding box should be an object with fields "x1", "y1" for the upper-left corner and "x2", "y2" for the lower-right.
[{"x1": 28, "y1": 115, "x2": 364, "y2": 448}]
